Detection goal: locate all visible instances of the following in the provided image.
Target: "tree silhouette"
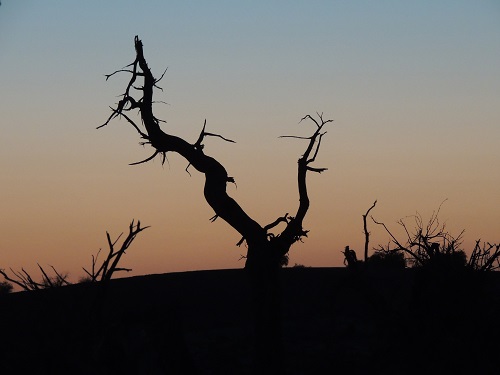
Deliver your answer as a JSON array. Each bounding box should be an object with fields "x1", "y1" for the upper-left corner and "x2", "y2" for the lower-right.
[
  {"x1": 98, "y1": 36, "x2": 331, "y2": 372},
  {"x1": 98, "y1": 36, "x2": 331, "y2": 272},
  {"x1": 99, "y1": 36, "x2": 330, "y2": 273}
]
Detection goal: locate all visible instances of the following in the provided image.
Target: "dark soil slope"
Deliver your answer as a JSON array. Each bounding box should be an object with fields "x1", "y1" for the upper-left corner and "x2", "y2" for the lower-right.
[{"x1": 1, "y1": 267, "x2": 499, "y2": 374}]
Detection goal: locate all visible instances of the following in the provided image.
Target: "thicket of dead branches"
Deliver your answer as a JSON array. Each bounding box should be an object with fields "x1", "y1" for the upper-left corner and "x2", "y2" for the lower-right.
[
  {"x1": 468, "y1": 240, "x2": 500, "y2": 271},
  {"x1": 1, "y1": 220, "x2": 147, "y2": 292},
  {"x1": 348, "y1": 200, "x2": 500, "y2": 272},
  {"x1": 0, "y1": 264, "x2": 70, "y2": 292}
]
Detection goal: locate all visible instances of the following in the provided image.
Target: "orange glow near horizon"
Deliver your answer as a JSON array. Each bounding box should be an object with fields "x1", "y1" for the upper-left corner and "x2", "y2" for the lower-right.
[{"x1": 1, "y1": 1, "x2": 499, "y2": 286}]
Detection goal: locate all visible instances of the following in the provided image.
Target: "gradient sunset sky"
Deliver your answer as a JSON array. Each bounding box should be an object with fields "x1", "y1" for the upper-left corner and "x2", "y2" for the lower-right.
[{"x1": 1, "y1": 1, "x2": 499, "y2": 282}]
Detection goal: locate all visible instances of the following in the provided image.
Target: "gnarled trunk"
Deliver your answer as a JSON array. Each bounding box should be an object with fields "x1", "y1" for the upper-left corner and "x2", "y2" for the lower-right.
[{"x1": 99, "y1": 36, "x2": 331, "y2": 373}]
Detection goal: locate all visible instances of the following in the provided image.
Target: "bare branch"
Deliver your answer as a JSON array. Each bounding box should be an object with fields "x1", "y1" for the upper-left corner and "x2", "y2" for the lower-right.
[
  {"x1": 264, "y1": 213, "x2": 289, "y2": 232},
  {"x1": 50, "y1": 266, "x2": 71, "y2": 286},
  {"x1": 116, "y1": 109, "x2": 149, "y2": 138},
  {"x1": 129, "y1": 150, "x2": 160, "y2": 165},
  {"x1": 300, "y1": 114, "x2": 320, "y2": 127},
  {"x1": 278, "y1": 135, "x2": 311, "y2": 140},
  {"x1": 154, "y1": 67, "x2": 169, "y2": 88},
  {"x1": 112, "y1": 267, "x2": 132, "y2": 273},
  {"x1": 105, "y1": 68, "x2": 143, "y2": 81},
  {"x1": 13, "y1": 268, "x2": 34, "y2": 288},
  {"x1": 306, "y1": 166, "x2": 328, "y2": 173},
  {"x1": 203, "y1": 132, "x2": 236, "y2": 143},
  {"x1": 277, "y1": 113, "x2": 332, "y2": 250},
  {"x1": 194, "y1": 119, "x2": 236, "y2": 150},
  {"x1": 307, "y1": 132, "x2": 327, "y2": 164},
  {"x1": 468, "y1": 240, "x2": 500, "y2": 271},
  {"x1": 194, "y1": 119, "x2": 207, "y2": 149},
  {"x1": 37, "y1": 264, "x2": 54, "y2": 288},
  {"x1": 0, "y1": 269, "x2": 31, "y2": 291},
  {"x1": 372, "y1": 216, "x2": 423, "y2": 265},
  {"x1": 363, "y1": 200, "x2": 377, "y2": 262},
  {"x1": 82, "y1": 266, "x2": 93, "y2": 279}
]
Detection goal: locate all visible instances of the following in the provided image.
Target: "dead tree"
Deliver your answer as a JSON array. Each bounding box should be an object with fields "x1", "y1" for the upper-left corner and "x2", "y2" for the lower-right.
[
  {"x1": 98, "y1": 36, "x2": 330, "y2": 274},
  {"x1": 363, "y1": 200, "x2": 377, "y2": 262},
  {"x1": 82, "y1": 219, "x2": 149, "y2": 282},
  {"x1": 98, "y1": 36, "x2": 331, "y2": 373}
]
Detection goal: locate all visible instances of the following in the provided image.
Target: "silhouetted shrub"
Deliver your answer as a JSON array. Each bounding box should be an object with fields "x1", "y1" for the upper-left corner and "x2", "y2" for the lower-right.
[
  {"x1": 279, "y1": 254, "x2": 289, "y2": 268},
  {"x1": 78, "y1": 276, "x2": 93, "y2": 284},
  {"x1": 0, "y1": 280, "x2": 13, "y2": 294},
  {"x1": 418, "y1": 250, "x2": 467, "y2": 272},
  {"x1": 371, "y1": 201, "x2": 479, "y2": 272},
  {"x1": 367, "y1": 250, "x2": 406, "y2": 269}
]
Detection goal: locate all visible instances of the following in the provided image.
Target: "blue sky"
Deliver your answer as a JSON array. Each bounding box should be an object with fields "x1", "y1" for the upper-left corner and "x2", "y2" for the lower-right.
[{"x1": 1, "y1": 1, "x2": 499, "y2": 279}]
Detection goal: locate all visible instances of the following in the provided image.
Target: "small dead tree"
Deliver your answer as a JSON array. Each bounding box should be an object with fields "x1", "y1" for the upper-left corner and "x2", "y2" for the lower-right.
[
  {"x1": 363, "y1": 200, "x2": 377, "y2": 262},
  {"x1": 341, "y1": 200, "x2": 377, "y2": 267},
  {"x1": 83, "y1": 220, "x2": 149, "y2": 282}
]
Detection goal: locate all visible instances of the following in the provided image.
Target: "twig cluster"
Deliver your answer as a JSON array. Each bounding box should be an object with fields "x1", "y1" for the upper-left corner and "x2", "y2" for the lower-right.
[
  {"x1": 372, "y1": 201, "x2": 465, "y2": 267},
  {"x1": 468, "y1": 241, "x2": 500, "y2": 271},
  {"x1": 0, "y1": 264, "x2": 70, "y2": 291}
]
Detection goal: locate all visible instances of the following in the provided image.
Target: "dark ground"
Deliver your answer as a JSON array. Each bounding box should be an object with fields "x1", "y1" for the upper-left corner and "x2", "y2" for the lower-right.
[{"x1": 1, "y1": 267, "x2": 499, "y2": 374}]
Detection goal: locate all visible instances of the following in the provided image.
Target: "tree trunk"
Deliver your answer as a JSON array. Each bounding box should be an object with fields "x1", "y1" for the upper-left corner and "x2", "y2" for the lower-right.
[
  {"x1": 246, "y1": 243, "x2": 283, "y2": 374},
  {"x1": 100, "y1": 36, "x2": 332, "y2": 374}
]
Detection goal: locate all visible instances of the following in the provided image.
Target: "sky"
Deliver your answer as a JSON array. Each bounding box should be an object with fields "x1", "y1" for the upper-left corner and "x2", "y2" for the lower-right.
[{"x1": 1, "y1": 1, "x2": 499, "y2": 283}]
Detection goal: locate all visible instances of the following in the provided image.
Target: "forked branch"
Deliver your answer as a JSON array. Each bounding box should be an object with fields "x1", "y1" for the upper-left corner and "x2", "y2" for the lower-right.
[{"x1": 275, "y1": 113, "x2": 331, "y2": 253}]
